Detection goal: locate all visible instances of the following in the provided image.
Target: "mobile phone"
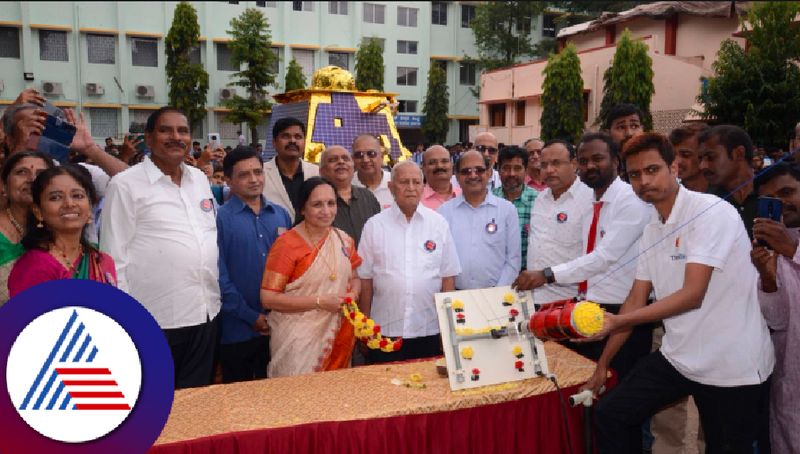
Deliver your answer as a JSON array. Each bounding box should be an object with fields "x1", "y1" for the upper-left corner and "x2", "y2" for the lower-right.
[
  {"x1": 756, "y1": 197, "x2": 782, "y2": 247},
  {"x1": 37, "y1": 113, "x2": 77, "y2": 163},
  {"x1": 208, "y1": 133, "x2": 221, "y2": 149}
]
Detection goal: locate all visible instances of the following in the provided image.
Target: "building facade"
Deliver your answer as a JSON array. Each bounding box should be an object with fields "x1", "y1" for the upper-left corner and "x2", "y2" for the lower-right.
[
  {"x1": 0, "y1": 1, "x2": 533, "y2": 147},
  {"x1": 475, "y1": 2, "x2": 748, "y2": 146}
]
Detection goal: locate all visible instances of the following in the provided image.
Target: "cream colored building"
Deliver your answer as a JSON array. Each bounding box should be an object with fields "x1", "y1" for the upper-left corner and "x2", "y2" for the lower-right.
[{"x1": 474, "y1": 2, "x2": 750, "y2": 145}]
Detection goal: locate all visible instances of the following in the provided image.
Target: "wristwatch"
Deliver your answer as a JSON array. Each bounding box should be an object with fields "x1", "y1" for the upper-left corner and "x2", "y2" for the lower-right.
[{"x1": 542, "y1": 267, "x2": 556, "y2": 284}]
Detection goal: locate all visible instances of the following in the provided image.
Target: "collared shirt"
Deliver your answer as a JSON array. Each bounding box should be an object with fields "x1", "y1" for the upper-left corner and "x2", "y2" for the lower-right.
[
  {"x1": 333, "y1": 186, "x2": 381, "y2": 247},
  {"x1": 353, "y1": 170, "x2": 393, "y2": 210},
  {"x1": 550, "y1": 177, "x2": 651, "y2": 305},
  {"x1": 711, "y1": 186, "x2": 758, "y2": 239},
  {"x1": 527, "y1": 178, "x2": 594, "y2": 304},
  {"x1": 280, "y1": 163, "x2": 305, "y2": 214},
  {"x1": 438, "y1": 192, "x2": 521, "y2": 289},
  {"x1": 636, "y1": 186, "x2": 774, "y2": 386},
  {"x1": 493, "y1": 185, "x2": 538, "y2": 271},
  {"x1": 358, "y1": 204, "x2": 461, "y2": 338},
  {"x1": 488, "y1": 169, "x2": 502, "y2": 191},
  {"x1": 421, "y1": 183, "x2": 462, "y2": 211},
  {"x1": 100, "y1": 156, "x2": 221, "y2": 329},
  {"x1": 217, "y1": 195, "x2": 291, "y2": 345}
]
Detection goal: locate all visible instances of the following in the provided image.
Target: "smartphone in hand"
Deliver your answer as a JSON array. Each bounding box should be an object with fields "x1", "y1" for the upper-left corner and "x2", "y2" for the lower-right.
[{"x1": 756, "y1": 196, "x2": 782, "y2": 248}]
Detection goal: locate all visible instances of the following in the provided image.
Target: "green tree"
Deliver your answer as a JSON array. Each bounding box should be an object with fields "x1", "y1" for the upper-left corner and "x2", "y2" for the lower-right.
[
  {"x1": 421, "y1": 64, "x2": 450, "y2": 144},
  {"x1": 540, "y1": 43, "x2": 584, "y2": 143},
  {"x1": 355, "y1": 38, "x2": 384, "y2": 91},
  {"x1": 470, "y1": 2, "x2": 548, "y2": 70},
  {"x1": 700, "y1": 1, "x2": 800, "y2": 148},
  {"x1": 284, "y1": 59, "x2": 307, "y2": 91},
  {"x1": 165, "y1": 2, "x2": 208, "y2": 132},
  {"x1": 597, "y1": 29, "x2": 655, "y2": 130},
  {"x1": 223, "y1": 8, "x2": 277, "y2": 144}
]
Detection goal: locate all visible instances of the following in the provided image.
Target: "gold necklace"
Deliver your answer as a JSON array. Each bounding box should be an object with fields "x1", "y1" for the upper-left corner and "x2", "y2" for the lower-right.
[
  {"x1": 52, "y1": 243, "x2": 82, "y2": 273},
  {"x1": 303, "y1": 223, "x2": 337, "y2": 281},
  {"x1": 5, "y1": 208, "x2": 24, "y2": 237}
]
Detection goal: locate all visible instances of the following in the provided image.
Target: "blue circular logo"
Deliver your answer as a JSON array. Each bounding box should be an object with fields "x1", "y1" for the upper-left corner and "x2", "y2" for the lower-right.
[{"x1": 0, "y1": 280, "x2": 174, "y2": 453}]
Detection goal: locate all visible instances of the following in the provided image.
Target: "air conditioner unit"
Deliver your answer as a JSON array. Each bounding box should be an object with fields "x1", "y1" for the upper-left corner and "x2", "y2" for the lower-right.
[
  {"x1": 219, "y1": 88, "x2": 236, "y2": 100},
  {"x1": 42, "y1": 81, "x2": 63, "y2": 96},
  {"x1": 135, "y1": 84, "x2": 155, "y2": 98},
  {"x1": 86, "y1": 82, "x2": 105, "y2": 96}
]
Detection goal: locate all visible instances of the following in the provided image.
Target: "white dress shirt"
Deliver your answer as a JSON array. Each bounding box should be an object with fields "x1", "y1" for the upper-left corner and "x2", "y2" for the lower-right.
[
  {"x1": 358, "y1": 204, "x2": 461, "y2": 338},
  {"x1": 551, "y1": 177, "x2": 652, "y2": 305},
  {"x1": 527, "y1": 177, "x2": 594, "y2": 304},
  {"x1": 353, "y1": 170, "x2": 394, "y2": 210},
  {"x1": 636, "y1": 186, "x2": 773, "y2": 386},
  {"x1": 100, "y1": 156, "x2": 221, "y2": 330}
]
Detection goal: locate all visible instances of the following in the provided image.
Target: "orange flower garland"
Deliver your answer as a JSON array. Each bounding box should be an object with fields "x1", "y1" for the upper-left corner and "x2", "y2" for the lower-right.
[{"x1": 341, "y1": 297, "x2": 403, "y2": 352}]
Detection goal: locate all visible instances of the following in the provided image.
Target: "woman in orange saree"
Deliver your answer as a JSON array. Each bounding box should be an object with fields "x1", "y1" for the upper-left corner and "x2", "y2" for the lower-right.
[{"x1": 261, "y1": 177, "x2": 362, "y2": 377}]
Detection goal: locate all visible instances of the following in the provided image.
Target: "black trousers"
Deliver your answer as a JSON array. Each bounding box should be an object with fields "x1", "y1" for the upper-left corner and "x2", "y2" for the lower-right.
[
  {"x1": 219, "y1": 335, "x2": 269, "y2": 384},
  {"x1": 365, "y1": 334, "x2": 442, "y2": 365},
  {"x1": 596, "y1": 350, "x2": 764, "y2": 454},
  {"x1": 163, "y1": 316, "x2": 218, "y2": 389}
]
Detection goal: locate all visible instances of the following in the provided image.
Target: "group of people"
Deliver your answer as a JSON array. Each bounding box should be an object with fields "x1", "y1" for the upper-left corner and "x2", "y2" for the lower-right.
[{"x1": 1, "y1": 84, "x2": 799, "y2": 453}]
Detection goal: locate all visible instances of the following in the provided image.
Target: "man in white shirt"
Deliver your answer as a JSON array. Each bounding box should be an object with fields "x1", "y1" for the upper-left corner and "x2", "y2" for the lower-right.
[
  {"x1": 519, "y1": 139, "x2": 594, "y2": 305},
  {"x1": 514, "y1": 133, "x2": 652, "y2": 378},
  {"x1": 352, "y1": 134, "x2": 393, "y2": 210},
  {"x1": 582, "y1": 132, "x2": 774, "y2": 454},
  {"x1": 101, "y1": 106, "x2": 221, "y2": 389},
  {"x1": 358, "y1": 161, "x2": 461, "y2": 364},
  {"x1": 473, "y1": 131, "x2": 503, "y2": 190}
]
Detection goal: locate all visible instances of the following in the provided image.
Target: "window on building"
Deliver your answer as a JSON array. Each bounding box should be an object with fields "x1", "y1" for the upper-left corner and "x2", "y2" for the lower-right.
[
  {"x1": 489, "y1": 103, "x2": 506, "y2": 127},
  {"x1": 434, "y1": 60, "x2": 447, "y2": 73},
  {"x1": 459, "y1": 62, "x2": 476, "y2": 85},
  {"x1": 292, "y1": 1, "x2": 313, "y2": 12},
  {"x1": 89, "y1": 108, "x2": 119, "y2": 138},
  {"x1": 461, "y1": 5, "x2": 476, "y2": 28},
  {"x1": 396, "y1": 40, "x2": 418, "y2": 55},
  {"x1": 129, "y1": 109, "x2": 150, "y2": 133},
  {"x1": 328, "y1": 1, "x2": 348, "y2": 15},
  {"x1": 131, "y1": 37, "x2": 158, "y2": 67},
  {"x1": 542, "y1": 13, "x2": 557, "y2": 38},
  {"x1": 188, "y1": 45, "x2": 201, "y2": 65},
  {"x1": 431, "y1": 2, "x2": 448, "y2": 26},
  {"x1": 363, "y1": 3, "x2": 385, "y2": 24},
  {"x1": 257, "y1": 1, "x2": 277, "y2": 6},
  {"x1": 191, "y1": 118, "x2": 204, "y2": 139},
  {"x1": 293, "y1": 49, "x2": 315, "y2": 80},
  {"x1": 398, "y1": 100, "x2": 418, "y2": 113},
  {"x1": 0, "y1": 27, "x2": 20, "y2": 59},
  {"x1": 396, "y1": 67, "x2": 417, "y2": 86},
  {"x1": 515, "y1": 100, "x2": 525, "y2": 126},
  {"x1": 217, "y1": 113, "x2": 240, "y2": 140},
  {"x1": 216, "y1": 42, "x2": 237, "y2": 71},
  {"x1": 269, "y1": 47, "x2": 280, "y2": 74},
  {"x1": 361, "y1": 37, "x2": 385, "y2": 52},
  {"x1": 39, "y1": 30, "x2": 68, "y2": 62},
  {"x1": 86, "y1": 34, "x2": 116, "y2": 64},
  {"x1": 328, "y1": 52, "x2": 350, "y2": 70},
  {"x1": 397, "y1": 6, "x2": 418, "y2": 27},
  {"x1": 517, "y1": 15, "x2": 532, "y2": 34}
]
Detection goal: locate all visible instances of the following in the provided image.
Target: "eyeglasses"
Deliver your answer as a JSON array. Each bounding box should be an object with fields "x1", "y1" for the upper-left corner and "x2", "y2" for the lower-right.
[
  {"x1": 458, "y1": 167, "x2": 487, "y2": 176},
  {"x1": 475, "y1": 145, "x2": 499, "y2": 155},
  {"x1": 353, "y1": 150, "x2": 379, "y2": 160}
]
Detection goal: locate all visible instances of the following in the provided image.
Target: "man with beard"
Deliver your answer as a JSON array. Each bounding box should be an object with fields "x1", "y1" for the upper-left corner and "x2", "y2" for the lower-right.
[
  {"x1": 698, "y1": 125, "x2": 758, "y2": 237},
  {"x1": 514, "y1": 140, "x2": 593, "y2": 304},
  {"x1": 605, "y1": 104, "x2": 645, "y2": 149},
  {"x1": 438, "y1": 150, "x2": 520, "y2": 290},
  {"x1": 101, "y1": 107, "x2": 221, "y2": 388},
  {"x1": 493, "y1": 146, "x2": 538, "y2": 271},
  {"x1": 319, "y1": 145, "x2": 380, "y2": 246},
  {"x1": 670, "y1": 124, "x2": 711, "y2": 193},
  {"x1": 474, "y1": 132, "x2": 503, "y2": 190},
  {"x1": 514, "y1": 133, "x2": 651, "y2": 374},
  {"x1": 352, "y1": 134, "x2": 393, "y2": 210},
  {"x1": 262, "y1": 117, "x2": 319, "y2": 221},
  {"x1": 582, "y1": 132, "x2": 773, "y2": 454},
  {"x1": 421, "y1": 145, "x2": 461, "y2": 210}
]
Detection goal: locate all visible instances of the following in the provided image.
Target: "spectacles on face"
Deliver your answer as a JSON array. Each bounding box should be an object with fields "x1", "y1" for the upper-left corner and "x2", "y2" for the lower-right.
[
  {"x1": 475, "y1": 145, "x2": 498, "y2": 155},
  {"x1": 458, "y1": 167, "x2": 487, "y2": 176},
  {"x1": 353, "y1": 150, "x2": 379, "y2": 160},
  {"x1": 425, "y1": 158, "x2": 451, "y2": 166}
]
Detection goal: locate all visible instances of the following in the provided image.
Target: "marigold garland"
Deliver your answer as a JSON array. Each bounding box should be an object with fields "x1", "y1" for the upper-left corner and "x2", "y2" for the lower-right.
[{"x1": 342, "y1": 297, "x2": 403, "y2": 352}]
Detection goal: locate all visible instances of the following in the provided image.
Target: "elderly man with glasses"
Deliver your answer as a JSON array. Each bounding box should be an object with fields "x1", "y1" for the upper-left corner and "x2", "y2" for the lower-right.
[
  {"x1": 352, "y1": 134, "x2": 393, "y2": 210},
  {"x1": 474, "y1": 131, "x2": 503, "y2": 190},
  {"x1": 438, "y1": 150, "x2": 520, "y2": 290}
]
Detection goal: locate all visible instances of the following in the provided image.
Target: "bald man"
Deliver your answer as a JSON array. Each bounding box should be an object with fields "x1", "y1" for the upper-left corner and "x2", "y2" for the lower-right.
[
  {"x1": 319, "y1": 145, "x2": 381, "y2": 246},
  {"x1": 421, "y1": 145, "x2": 461, "y2": 210},
  {"x1": 352, "y1": 134, "x2": 393, "y2": 209},
  {"x1": 474, "y1": 132, "x2": 503, "y2": 190}
]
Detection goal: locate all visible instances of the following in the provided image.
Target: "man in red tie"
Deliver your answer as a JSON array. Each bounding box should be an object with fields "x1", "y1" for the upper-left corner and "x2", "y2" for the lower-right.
[{"x1": 514, "y1": 133, "x2": 652, "y2": 380}]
